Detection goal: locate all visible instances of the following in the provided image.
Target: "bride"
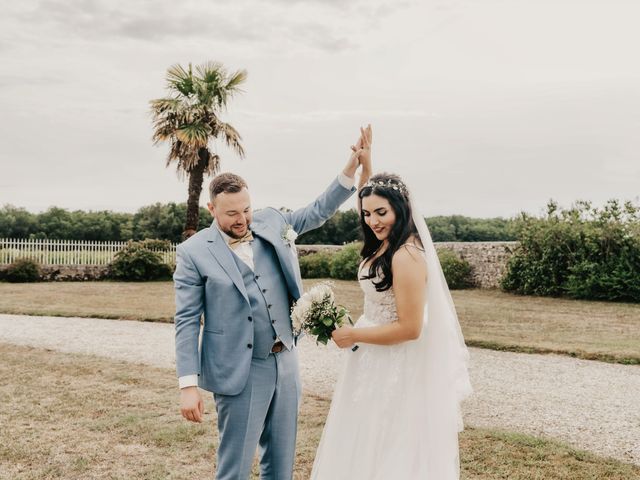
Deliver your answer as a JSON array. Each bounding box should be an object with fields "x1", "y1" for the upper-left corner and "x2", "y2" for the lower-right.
[{"x1": 311, "y1": 131, "x2": 473, "y2": 479}]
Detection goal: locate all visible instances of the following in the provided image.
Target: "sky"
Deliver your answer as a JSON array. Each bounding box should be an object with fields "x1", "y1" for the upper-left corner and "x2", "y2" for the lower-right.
[{"x1": 0, "y1": 0, "x2": 639, "y2": 219}]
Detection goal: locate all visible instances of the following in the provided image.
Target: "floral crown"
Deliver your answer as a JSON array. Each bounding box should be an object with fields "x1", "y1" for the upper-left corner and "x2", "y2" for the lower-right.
[{"x1": 364, "y1": 178, "x2": 409, "y2": 196}]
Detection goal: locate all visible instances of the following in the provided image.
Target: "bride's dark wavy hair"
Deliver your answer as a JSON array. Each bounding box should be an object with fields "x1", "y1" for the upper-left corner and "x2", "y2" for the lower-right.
[{"x1": 358, "y1": 173, "x2": 418, "y2": 292}]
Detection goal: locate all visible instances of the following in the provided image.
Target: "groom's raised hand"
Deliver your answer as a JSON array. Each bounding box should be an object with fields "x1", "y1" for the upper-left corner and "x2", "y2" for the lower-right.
[{"x1": 180, "y1": 386, "x2": 205, "y2": 423}]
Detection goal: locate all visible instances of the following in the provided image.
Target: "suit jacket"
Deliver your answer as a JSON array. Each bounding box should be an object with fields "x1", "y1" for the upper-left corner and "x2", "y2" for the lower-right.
[{"x1": 173, "y1": 177, "x2": 355, "y2": 394}]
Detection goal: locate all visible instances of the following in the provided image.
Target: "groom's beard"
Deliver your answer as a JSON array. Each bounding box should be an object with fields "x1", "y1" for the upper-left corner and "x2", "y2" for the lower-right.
[{"x1": 222, "y1": 225, "x2": 248, "y2": 240}]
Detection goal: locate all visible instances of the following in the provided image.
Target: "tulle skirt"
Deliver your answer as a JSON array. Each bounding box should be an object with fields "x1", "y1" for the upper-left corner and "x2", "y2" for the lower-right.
[{"x1": 310, "y1": 317, "x2": 463, "y2": 480}]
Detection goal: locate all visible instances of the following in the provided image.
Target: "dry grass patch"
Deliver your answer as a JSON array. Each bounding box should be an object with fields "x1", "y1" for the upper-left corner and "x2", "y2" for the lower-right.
[
  {"x1": 460, "y1": 428, "x2": 640, "y2": 479},
  {"x1": 1, "y1": 343, "x2": 639, "y2": 479},
  {"x1": 0, "y1": 280, "x2": 360, "y2": 324},
  {"x1": 1, "y1": 280, "x2": 639, "y2": 364},
  {"x1": 0, "y1": 281, "x2": 176, "y2": 322},
  {"x1": 453, "y1": 289, "x2": 640, "y2": 364}
]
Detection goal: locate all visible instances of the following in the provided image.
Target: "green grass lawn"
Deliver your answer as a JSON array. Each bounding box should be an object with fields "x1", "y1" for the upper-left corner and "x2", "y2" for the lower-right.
[
  {"x1": 1, "y1": 343, "x2": 638, "y2": 479},
  {"x1": 1, "y1": 280, "x2": 639, "y2": 364}
]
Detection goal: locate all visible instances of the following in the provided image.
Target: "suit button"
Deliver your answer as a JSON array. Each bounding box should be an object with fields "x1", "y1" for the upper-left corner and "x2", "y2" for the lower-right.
[
  {"x1": 255, "y1": 275, "x2": 261, "y2": 280},
  {"x1": 247, "y1": 343, "x2": 253, "y2": 349},
  {"x1": 248, "y1": 316, "x2": 252, "y2": 322},
  {"x1": 267, "y1": 304, "x2": 272, "y2": 309},
  {"x1": 271, "y1": 319, "x2": 276, "y2": 324},
  {"x1": 262, "y1": 289, "x2": 267, "y2": 293}
]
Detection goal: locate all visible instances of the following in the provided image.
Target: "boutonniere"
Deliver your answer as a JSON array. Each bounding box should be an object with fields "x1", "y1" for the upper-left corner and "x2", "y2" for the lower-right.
[{"x1": 282, "y1": 224, "x2": 298, "y2": 246}]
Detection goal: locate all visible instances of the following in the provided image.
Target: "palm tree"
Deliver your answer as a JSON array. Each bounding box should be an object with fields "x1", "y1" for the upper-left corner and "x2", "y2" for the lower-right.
[{"x1": 150, "y1": 62, "x2": 247, "y2": 239}]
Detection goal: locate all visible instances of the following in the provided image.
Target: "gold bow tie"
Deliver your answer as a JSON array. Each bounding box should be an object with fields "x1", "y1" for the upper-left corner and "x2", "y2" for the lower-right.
[{"x1": 228, "y1": 231, "x2": 254, "y2": 250}]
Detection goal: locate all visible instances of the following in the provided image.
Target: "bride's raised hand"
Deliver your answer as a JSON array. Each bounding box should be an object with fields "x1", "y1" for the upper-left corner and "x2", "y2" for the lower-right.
[
  {"x1": 344, "y1": 126, "x2": 369, "y2": 177},
  {"x1": 359, "y1": 124, "x2": 372, "y2": 170},
  {"x1": 356, "y1": 124, "x2": 372, "y2": 189}
]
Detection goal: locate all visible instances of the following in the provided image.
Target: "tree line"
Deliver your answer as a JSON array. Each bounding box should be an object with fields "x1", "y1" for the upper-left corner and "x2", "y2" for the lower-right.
[{"x1": 0, "y1": 204, "x2": 517, "y2": 244}]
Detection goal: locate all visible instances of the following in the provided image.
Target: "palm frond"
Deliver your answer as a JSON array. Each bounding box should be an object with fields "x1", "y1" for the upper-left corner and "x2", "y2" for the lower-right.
[
  {"x1": 195, "y1": 61, "x2": 224, "y2": 84},
  {"x1": 202, "y1": 149, "x2": 221, "y2": 175},
  {"x1": 150, "y1": 97, "x2": 191, "y2": 145},
  {"x1": 166, "y1": 63, "x2": 195, "y2": 97},
  {"x1": 168, "y1": 140, "x2": 200, "y2": 177},
  {"x1": 149, "y1": 97, "x2": 182, "y2": 114},
  {"x1": 175, "y1": 123, "x2": 210, "y2": 148},
  {"x1": 225, "y1": 69, "x2": 248, "y2": 92},
  {"x1": 193, "y1": 62, "x2": 221, "y2": 107},
  {"x1": 217, "y1": 122, "x2": 245, "y2": 158}
]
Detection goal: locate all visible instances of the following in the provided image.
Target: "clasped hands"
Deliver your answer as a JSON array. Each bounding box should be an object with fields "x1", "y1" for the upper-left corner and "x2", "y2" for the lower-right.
[{"x1": 342, "y1": 124, "x2": 373, "y2": 181}]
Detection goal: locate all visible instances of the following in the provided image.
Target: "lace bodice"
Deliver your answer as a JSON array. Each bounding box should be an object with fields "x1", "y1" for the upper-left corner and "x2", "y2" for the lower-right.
[{"x1": 358, "y1": 264, "x2": 398, "y2": 326}]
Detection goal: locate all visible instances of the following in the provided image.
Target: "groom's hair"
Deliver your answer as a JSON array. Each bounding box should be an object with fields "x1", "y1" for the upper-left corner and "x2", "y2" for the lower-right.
[{"x1": 209, "y1": 173, "x2": 248, "y2": 202}]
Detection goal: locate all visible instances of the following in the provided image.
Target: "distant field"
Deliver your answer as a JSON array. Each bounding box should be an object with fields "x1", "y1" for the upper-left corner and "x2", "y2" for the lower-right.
[{"x1": 1, "y1": 280, "x2": 639, "y2": 364}]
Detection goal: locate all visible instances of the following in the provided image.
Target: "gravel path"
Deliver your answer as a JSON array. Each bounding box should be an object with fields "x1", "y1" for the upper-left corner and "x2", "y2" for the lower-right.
[{"x1": 1, "y1": 313, "x2": 638, "y2": 465}]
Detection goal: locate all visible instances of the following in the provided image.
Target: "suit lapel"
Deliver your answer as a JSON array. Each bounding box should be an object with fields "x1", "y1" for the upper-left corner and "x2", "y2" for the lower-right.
[
  {"x1": 206, "y1": 226, "x2": 249, "y2": 304},
  {"x1": 251, "y1": 222, "x2": 302, "y2": 299}
]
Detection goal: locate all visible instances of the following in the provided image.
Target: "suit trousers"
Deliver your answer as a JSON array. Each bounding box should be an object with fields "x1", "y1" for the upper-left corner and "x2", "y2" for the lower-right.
[{"x1": 213, "y1": 346, "x2": 301, "y2": 480}]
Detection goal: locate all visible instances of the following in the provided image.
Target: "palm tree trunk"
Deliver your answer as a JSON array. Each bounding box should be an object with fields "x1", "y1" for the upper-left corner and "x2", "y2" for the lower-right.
[{"x1": 183, "y1": 155, "x2": 207, "y2": 240}]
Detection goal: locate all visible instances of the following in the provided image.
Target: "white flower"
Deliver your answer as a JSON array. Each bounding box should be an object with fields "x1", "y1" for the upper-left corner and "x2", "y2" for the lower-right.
[
  {"x1": 309, "y1": 283, "x2": 334, "y2": 304},
  {"x1": 283, "y1": 225, "x2": 298, "y2": 243},
  {"x1": 297, "y1": 296, "x2": 313, "y2": 314},
  {"x1": 291, "y1": 294, "x2": 312, "y2": 333},
  {"x1": 291, "y1": 309, "x2": 304, "y2": 332}
]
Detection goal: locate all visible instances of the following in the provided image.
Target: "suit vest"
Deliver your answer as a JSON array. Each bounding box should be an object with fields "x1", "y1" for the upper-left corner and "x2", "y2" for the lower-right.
[{"x1": 231, "y1": 234, "x2": 294, "y2": 359}]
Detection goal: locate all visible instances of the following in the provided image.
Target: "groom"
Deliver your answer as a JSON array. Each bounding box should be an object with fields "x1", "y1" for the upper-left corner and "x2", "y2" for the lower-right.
[{"x1": 173, "y1": 133, "x2": 370, "y2": 479}]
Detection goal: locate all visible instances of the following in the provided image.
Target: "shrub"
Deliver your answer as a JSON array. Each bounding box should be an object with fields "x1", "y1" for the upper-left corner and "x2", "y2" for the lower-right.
[
  {"x1": 5, "y1": 258, "x2": 41, "y2": 283},
  {"x1": 108, "y1": 241, "x2": 173, "y2": 281},
  {"x1": 299, "y1": 252, "x2": 332, "y2": 278},
  {"x1": 330, "y1": 242, "x2": 363, "y2": 280},
  {"x1": 501, "y1": 199, "x2": 640, "y2": 302},
  {"x1": 137, "y1": 238, "x2": 173, "y2": 251},
  {"x1": 437, "y1": 249, "x2": 474, "y2": 289}
]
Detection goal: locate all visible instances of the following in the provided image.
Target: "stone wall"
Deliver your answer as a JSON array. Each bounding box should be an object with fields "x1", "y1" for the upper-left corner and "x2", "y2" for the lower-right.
[
  {"x1": 297, "y1": 245, "x2": 342, "y2": 256},
  {"x1": 435, "y1": 241, "x2": 519, "y2": 288},
  {"x1": 0, "y1": 242, "x2": 519, "y2": 287},
  {"x1": 299, "y1": 242, "x2": 519, "y2": 289},
  {"x1": 0, "y1": 264, "x2": 109, "y2": 281}
]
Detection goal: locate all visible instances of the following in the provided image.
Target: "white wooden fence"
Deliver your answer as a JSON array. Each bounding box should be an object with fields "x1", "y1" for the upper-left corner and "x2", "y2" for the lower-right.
[{"x1": 0, "y1": 239, "x2": 177, "y2": 266}]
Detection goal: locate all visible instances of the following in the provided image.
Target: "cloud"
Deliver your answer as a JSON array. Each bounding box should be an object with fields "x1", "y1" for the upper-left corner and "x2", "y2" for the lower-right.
[
  {"x1": 0, "y1": 75, "x2": 65, "y2": 88},
  {"x1": 9, "y1": 0, "x2": 357, "y2": 52},
  {"x1": 20, "y1": 0, "x2": 253, "y2": 42},
  {"x1": 239, "y1": 109, "x2": 437, "y2": 123},
  {"x1": 115, "y1": 14, "x2": 260, "y2": 43},
  {"x1": 282, "y1": 21, "x2": 356, "y2": 52}
]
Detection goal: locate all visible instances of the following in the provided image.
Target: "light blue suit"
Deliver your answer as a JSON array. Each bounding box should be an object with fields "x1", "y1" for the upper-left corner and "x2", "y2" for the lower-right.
[{"x1": 174, "y1": 177, "x2": 355, "y2": 479}]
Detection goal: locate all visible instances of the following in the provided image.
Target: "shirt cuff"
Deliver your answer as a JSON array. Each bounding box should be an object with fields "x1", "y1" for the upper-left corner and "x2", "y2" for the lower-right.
[
  {"x1": 178, "y1": 374, "x2": 199, "y2": 389},
  {"x1": 337, "y1": 172, "x2": 355, "y2": 190}
]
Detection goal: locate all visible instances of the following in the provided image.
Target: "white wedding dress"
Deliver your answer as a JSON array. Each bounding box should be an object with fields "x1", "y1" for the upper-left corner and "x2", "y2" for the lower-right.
[{"x1": 311, "y1": 260, "x2": 470, "y2": 479}]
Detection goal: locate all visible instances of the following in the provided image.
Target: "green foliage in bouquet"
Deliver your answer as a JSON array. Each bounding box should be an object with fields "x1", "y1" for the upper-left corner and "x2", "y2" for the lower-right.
[
  {"x1": 108, "y1": 241, "x2": 173, "y2": 281},
  {"x1": 291, "y1": 283, "x2": 351, "y2": 345},
  {"x1": 310, "y1": 304, "x2": 350, "y2": 346},
  {"x1": 501, "y1": 199, "x2": 640, "y2": 302}
]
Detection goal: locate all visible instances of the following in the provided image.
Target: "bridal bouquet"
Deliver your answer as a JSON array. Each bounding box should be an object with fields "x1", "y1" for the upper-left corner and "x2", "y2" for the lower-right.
[{"x1": 291, "y1": 282, "x2": 356, "y2": 348}]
